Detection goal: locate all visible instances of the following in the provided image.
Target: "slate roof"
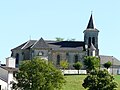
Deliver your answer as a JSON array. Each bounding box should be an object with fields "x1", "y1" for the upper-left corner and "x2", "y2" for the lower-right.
[
  {"x1": 100, "y1": 55, "x2": 120, "y2": 66},
  {"x1": 31, "y1": 38, "x2": 49, "y2": 49},
  {"x1": 11, "y1": 38, "x2": 85, "y2": 51},
  {"x1": 1, "y1": 66, "x2": 18, "y2": 72},
  {"x1": 0, "y1": 77, "x2": 7, "y2": 83},
  {"x1": 87, "y1": 14, "x2": 94, "y2": 29}
]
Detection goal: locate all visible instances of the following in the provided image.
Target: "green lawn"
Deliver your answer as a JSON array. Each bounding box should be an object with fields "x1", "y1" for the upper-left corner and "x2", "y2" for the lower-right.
[{"x1": 61, "y1": 75, "x2": 120, "y2": 90}]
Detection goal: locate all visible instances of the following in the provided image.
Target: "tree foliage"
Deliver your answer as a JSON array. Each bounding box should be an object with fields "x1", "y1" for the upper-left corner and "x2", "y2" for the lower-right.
[
  {"x1": 104, "y1": 61, "x2": 112, "y2": 69},
  {"x1": 13, "y1": 57, "x2": 65, "y2": 90},
  {"x1": 55, "y1": 37, "x2": 64, "y2": 41},
  {"x1": 60, "y1": 60, "x2": 69, "y2": 70},
  {"x1": 73, "y1": 62, "x2": 83, "y2": 74},
  {"x1": 82, "y1": 69, "x2": 118, "y2": 90},
  {"x1": 84, "y1": 56, "x2": 100, "y2": 73}
]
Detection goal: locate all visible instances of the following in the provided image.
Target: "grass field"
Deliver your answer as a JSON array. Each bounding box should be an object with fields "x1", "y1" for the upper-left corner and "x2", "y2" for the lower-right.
[{"x1": 61, "y1": 75, "x2": 120, "y2": 90}]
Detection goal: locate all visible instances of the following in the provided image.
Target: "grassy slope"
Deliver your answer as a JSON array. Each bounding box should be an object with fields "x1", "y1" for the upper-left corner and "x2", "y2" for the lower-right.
[{"x1": 62, "y1": 75, "x2": 120, "y2": 90}]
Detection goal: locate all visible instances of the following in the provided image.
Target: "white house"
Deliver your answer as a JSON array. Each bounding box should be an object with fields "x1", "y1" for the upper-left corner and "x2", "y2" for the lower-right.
[{"x1": 0, "y1": 57, "x2": 18, "y2": 90}]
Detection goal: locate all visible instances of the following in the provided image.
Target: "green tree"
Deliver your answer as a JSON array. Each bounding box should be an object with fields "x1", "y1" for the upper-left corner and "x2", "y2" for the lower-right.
[
  {"x1": 84, "y1": 56, "x2": 100, "y2": 73},
  {"x1": 82, "y1": 69, "x2": 118, "y2": 90},
  {"x1": 60, "y1": 60, "x2": 69, "y2": 75},
  {"x1": 104, "y1": 61, "x2": 112, "y2": 69},
  {"x1": 73, "y1": 62, "x2": 83, "y2": 74},
  {"x1": 55, "y1": 37, "x2": 64, "y2": 41},
  {"x1": 60, "y1": 60, "x2": 69, "y2": 70},
  {"x1": 12, "y1": 57, "x2": 65, "y2": 90}
]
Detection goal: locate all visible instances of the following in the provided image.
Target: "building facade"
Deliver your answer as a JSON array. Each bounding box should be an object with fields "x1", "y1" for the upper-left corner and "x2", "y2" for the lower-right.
[{"x1": 11, "y1": 14, "x2": 99, "y2": 68}]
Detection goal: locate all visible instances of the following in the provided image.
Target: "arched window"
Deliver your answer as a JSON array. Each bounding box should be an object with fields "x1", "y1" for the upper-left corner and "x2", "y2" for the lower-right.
[
  {"x1": 57, "y1": 55, "x2": 60, "y2": 65},
  {"x1": 88, "y1": 37, "x2": 91, "y2": 48},
  {"x1": 16, "y1": 53, "x2": 19, "y2": 65},
  {"x1": 92, "y1": 37, "x2": 95, "y2": 46},
  {"x1": 22, "y1": 52, "x2": 25, "y2": 60},
  {"x1": 38, "y1": 51, "x2": 44, "y2": 56},
  {"x1": 74, "y1": 55, "x2": 78, "y2": 63}
]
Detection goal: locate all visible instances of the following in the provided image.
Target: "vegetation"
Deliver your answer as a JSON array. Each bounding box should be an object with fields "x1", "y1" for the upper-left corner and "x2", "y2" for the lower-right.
[
  {"x1": 60, "y1": 60, "x2": 69, "y2": 70},
  {"x1": 84, "y1": 56, "x2": 100, "y2": 73},
  {"x1": 13, "y1": 57, "x2": 65, "y2": 90},
  {"x1": 73, "y1": 62, "x2": 83, "y2": 74},
  {"x1": 62, "y1": 75, "x2": 120, "y2": 90},
  {"x1": 55, "y1": 37, "x2": 64, "y2": 41},
  {"x1": 83, "y1": 56, "x2": 118, "y2": 90},
  {"x1": 82, "y1": 69, "x2": 118, "y2": 90},
  {"x1": 104, "y1": 61, "x2": 112, "y2": 69}
]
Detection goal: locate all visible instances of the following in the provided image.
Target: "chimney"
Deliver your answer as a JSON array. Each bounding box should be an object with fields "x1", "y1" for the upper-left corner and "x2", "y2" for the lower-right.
[{"x1": 6, "y1": 57, "x2": 16, "y2": 68}]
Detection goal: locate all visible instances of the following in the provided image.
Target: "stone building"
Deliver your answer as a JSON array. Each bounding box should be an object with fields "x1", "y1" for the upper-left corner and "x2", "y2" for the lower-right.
[
  {"x1": 11, "y1": 14, "x2": 99, "y2": 68},
  {"x1": 11, "y1": 14, "x2": 120, "y2": 74}
]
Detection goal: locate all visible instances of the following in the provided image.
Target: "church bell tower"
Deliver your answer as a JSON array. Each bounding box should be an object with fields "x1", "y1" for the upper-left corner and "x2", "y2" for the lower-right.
[{"x1": 83, "y1": 14, "x2": 99, "y2": 56}]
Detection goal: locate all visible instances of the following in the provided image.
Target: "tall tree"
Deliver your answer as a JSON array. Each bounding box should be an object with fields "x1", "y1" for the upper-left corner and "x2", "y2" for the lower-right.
[
  {"x1": 82, "y1": 69, "x2": 118, "y2": 90},
  {"x1": 104, "y1": 61, "x2": 112, "y2": 69},
  {"x1": 84, "y1": 56, "x2": 100, "y2": 73},
  {"x1": 73, "y1": 62, "x2": 83, "y2": 74},
  {"x1": 12, "y1": 57, "x2": 65, "y2": 90}
]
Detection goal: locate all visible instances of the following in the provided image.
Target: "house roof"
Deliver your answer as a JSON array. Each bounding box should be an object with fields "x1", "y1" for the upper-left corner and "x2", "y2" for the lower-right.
[
  {"x1": 11, "y1": 38, "x2": 85, "y2": 51},
  {"x1": 0, "y1": 77, "x2": 7, "y2": 83},
  {"x1": 99, "y1": 55, "x2": 120, "y2": 66},
  {"x1": 1, "y1": 66, "x2": 18, "y2": 72}
]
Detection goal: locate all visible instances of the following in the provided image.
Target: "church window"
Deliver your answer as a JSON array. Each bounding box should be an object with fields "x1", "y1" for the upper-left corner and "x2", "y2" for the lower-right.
[
  {"x1": 74, "y1": 55, "x2": 78, "y2": 63},
  {"x1": 88, "y1": 37, "x2": 91, "y2": 48},
  {"x1": 66, "y1": 53, "x2": 69, "y2": 62},
  {"x1": 22, "y1": 52, "x2": 25, "y2": 60},
  {"x1": 38, "y1": 51, "x2": 44, "y2": 56},
  {"x1": 92, "y1": 37, "x2": 95, "y2": 45},
  {"x1": 16, "y1": 53, "x2": 19, "y2": 65},
  {"x1": 57, "y1": 55, "x2": 60, "y2": 65}
]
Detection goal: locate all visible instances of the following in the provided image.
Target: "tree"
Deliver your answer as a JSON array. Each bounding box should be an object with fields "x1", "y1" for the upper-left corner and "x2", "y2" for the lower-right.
[
  {"x1": 82, "y1": 69, "x2": 118, "y2": 90},
  {"x1": 12, "y1": 57, "x2": 65, "y2": 90},
  {"x1": 55, "y1": 37, "x2": 64, "y2": 41},
  {"x1": 60, "y1": 60, "x2": 69, "y2": 70},
  {"x1": 73, "y1": 62, "x2": 83, "y2": 74},
  {"x1": 60, "y1": 60, "x2": 69, "y2": 75},
  {"x1": 84, "y1": 56, "x2": 100, "y2": 73},
  {"x1": 104, "y1": 61, "x2": 112, "y2": 69}
]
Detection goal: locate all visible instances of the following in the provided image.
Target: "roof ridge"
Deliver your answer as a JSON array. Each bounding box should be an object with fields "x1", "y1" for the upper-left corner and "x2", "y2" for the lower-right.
[{"x1": 31, "y1": 37, "x2": 49, "y2": 49}]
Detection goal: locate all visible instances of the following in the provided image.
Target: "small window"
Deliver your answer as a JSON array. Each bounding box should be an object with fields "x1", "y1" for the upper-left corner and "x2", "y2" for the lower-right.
[
  {"x1": 16, "y1": 53, "x2": 19, "y2": 65},
  {"x1": 66, "y1": 53, "x2": 69, "y2": 56},
  {"x1": 74, "y1": 55, "x2": 78, "y2": 63},
  {"x1": 38, "y1": 51, "x2": 44, "y2": 56},
  {"x1": 57, "y1": 55, "x2": 60, "y2": 65},
  {"x1": 88, "y1": 37, "x2": 91, "y2": 48},
  {"x1": 92, "y1": 37, "x2": 95, "y2": 46}
]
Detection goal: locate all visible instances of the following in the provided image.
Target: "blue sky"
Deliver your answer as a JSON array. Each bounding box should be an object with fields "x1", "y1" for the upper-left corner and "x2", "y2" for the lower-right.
[{"x1": 0, "y1": 0, "x2": 120, "y2": 63}]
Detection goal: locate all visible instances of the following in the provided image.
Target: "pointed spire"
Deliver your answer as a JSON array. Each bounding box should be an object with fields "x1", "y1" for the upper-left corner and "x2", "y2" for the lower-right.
[{"x1": 87, "y1": 14, "x2": 94, "y2": 29}]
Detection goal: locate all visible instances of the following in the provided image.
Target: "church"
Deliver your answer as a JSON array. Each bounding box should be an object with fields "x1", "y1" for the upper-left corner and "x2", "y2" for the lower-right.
[{"x1": 11, "y1": 14, "x2": 120, "y2": 74}]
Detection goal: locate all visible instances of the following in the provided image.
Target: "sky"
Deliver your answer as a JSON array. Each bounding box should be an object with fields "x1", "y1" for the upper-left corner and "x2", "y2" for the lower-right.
[{"x1": 0, "y1": 0, "x2": 120, "y2": 63}]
